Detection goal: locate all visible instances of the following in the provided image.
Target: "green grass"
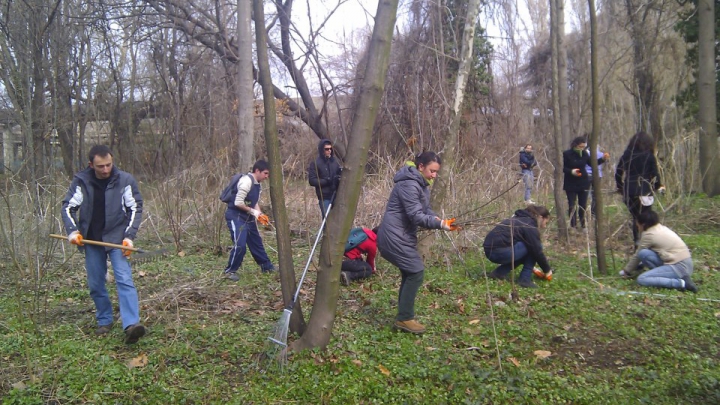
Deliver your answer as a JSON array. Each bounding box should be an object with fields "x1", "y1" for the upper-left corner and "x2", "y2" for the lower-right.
[{"x1": 2, "y1": 204, "x2": 720, "y2": 404}]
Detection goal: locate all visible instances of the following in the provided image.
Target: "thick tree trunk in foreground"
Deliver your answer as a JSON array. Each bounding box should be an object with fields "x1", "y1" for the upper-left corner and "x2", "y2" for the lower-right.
[
  {"x1": 253, "y1": 0, "x2": 305, "y2": 333},
  {"x1": 697, "y1": 0, "x2": 720, "y2": 196},
  {"x1": 291, "y1": 0, "x2": 400, "y2": 351}
]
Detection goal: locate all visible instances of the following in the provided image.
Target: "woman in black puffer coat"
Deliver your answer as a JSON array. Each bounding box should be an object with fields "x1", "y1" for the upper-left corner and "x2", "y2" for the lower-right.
[{"x1": 615, "y1": 131, "x2": 664, "y2": 244}]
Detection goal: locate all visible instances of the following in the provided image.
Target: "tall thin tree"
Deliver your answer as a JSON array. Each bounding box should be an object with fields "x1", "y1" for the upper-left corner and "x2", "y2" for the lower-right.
[
  {"x1": 292, "y1": 0, "x2": 401, "y2": 351},
  {"x1": 252, "y1": 0, "x2": 305, "y2": 334}
]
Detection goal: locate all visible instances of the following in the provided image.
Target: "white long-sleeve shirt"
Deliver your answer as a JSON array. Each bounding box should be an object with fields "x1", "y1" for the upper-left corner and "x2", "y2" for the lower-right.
[{"x1": 233, "y1": 173, "x2": 259, "y2": 209}]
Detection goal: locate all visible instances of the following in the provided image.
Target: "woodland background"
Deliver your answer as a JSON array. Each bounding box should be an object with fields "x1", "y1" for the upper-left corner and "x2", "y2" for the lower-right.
[{"x1": 1, "y1": 0, "x2": 720, "y2": 401}]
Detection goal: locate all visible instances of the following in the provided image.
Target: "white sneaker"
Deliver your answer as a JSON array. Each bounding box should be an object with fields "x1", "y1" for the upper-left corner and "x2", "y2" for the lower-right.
[
  {"x1": 618, "y1": 270, "x2": 628, "y2": 277},
  {"x1": 525, "y1": 199, "x2": 535, "y2": 205}
]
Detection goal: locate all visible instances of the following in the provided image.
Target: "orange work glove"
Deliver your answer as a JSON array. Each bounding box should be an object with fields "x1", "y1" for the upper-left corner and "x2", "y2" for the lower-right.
[
  {"x1": 257, "y1": 214, "x2": 270, "y2": 226},
  {"x1": 68, "y1": 231, "x2": 84, "y2": 246},
  {"x1": 122, "y1": 238, "x2": 134, "y2": 257},
  {"x1": 571, "y1": 168, "x2": 581, "y2": 177},
  {"x1": 441, "y1": 218, "x2": 460, "y2": 231}
]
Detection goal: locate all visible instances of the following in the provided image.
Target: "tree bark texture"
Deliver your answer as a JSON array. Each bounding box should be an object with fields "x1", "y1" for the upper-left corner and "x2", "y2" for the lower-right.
[
  {"x1": 588, "y1": 0, "x2": 607, "y2": 274},
  {"x1": 237, "y1": 0, "x2": 255, "y2": 172},
  {"x1": 252, "y1": 0, "x2": 306, "y2": 334},
  {"x1": 697, "y1": 0, "x2": 720, "y2": 196},
  {"x1": 550, "y1": 0, "x2": 569, "y2": 241},
  {"x1": 292, "y1": 0, "x2": 400, "y2": 351}
]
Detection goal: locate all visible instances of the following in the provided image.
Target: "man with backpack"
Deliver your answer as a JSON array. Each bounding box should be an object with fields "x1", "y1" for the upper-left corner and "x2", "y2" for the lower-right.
[
  {"x1": 340, "y1": 227, "x2": 378, "y2": 286},
  {"x1": 220, "y1": 160, "x2": 275, "y2": 281}
]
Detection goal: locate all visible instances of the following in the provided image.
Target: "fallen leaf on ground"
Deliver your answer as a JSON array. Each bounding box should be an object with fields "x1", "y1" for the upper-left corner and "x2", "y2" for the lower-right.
[
  {"x1": 127, "y1": 353, "x2": 148, "y2": 369},
  {"x1": 352, "y1": 359, "x2": 363, "y2": 366},
  {"x1": 378, "y1": 364, "x2": 391, "y2": 376},
  {"x1": 177, "y1": 251, "x2": 185, "y2": 257},
  {"x1": 469, "y1": 319, "x2": 480, "y2": 325},
  {"x1": 534, "y1": 350, "x2": 552, "y2": 359},
  {"x1": 11, "y1": 381, "x2": 26, "y2": 390},
  {"x1": 509, "y1": 357, "x2": 520, "y2": 367},
  {"x1": 138, "y1": 271, "x2": 146, "y2": 277}
]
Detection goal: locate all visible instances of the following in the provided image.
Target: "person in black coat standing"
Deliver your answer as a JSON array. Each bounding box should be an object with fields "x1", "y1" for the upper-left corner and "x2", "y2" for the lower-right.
[
  {"x1": 308, "y1": 139, "x2": 342, "y2": 217},
  {"x1": 563, "y1": 136, "x2": 608, "y2": 230},
  {"x1": 615, "y1": 131, "x2": 664, "y2": 244},
  {"x1": 483, "y1": 205, "x2": 553, "y2": 288}
]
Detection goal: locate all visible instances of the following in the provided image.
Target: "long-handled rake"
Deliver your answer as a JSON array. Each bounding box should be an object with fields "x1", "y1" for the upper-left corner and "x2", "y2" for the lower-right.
[
  {"x1": 268, "y1": 194, "x2": 334, "y2": 364},
  {"x1": 50, "y1": 234, "x2": 168, "y2": 263}
]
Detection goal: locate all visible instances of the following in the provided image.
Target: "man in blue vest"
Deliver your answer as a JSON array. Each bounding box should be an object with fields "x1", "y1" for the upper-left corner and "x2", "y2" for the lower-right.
[{"x1": 223, "y1": 160, "x2": 275, "y2": 281}]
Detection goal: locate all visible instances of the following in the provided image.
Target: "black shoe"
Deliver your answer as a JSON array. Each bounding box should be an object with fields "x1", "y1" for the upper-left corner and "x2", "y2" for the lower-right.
[
  {"x1": 95, "y1": 323, "x2": 113, "y2": 336},
  {"x1": 124, "y1": 324, "x2": 146, "y2": 344},
  {"x1": 517, "y1": 279, "x2": 538, "y2": 288},
  {"x1": 261, "y1": 264, "x2": 276, "y2": 273},
  {"x1": 681, "y1": 276, "x2": 698, "y2": 293},
  {"x1": 340, "y1": 272, "x2": 351, "y2": 286},
  {"x1": 487, "y1": 271, "x2": 509, "y2": 281}
]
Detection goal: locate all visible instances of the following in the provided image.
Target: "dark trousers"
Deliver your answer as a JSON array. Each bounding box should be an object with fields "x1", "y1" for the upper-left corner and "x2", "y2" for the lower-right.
[
  {"x1": 624, "y1": 195, "x2": 652, "y2": 244},
  {"x1": 224, "y1": 216, "x2": 273, "y2": 273},
  {"x1": 486, "y1": 242, "x2": 535, "y2": 282},
  {"x1": 341, "y1": 259, "x2": 373, "y2": 281},
  {"x1": 397, "y1": 270, "x2": 424, "y2": 321},
  {"x1": 566, "y1": 190, "x2": 589, "y2": 228}
]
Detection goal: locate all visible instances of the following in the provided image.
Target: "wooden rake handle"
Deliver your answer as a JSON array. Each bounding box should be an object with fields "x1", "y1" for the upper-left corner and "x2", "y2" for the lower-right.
[{"x1": 49, "y1": 234, "x2": 141, "y2": 252}]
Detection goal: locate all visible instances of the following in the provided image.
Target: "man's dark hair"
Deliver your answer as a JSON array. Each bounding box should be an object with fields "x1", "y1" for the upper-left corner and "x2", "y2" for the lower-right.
[
  {"x1": 252, "y1": 159, "x2": 270, "y2": 173},
  {"x1": 88, "y1": 145, "x2": 113, "y2": 162},
  {"x1": 637, "y1": 209, "x2": 660, "y2": 229}
]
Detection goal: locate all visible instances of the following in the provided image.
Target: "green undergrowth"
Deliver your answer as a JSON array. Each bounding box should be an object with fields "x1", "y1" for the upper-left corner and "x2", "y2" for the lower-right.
[{"x1": 2, "y1": 203, "x2": 720, "y2": 404}]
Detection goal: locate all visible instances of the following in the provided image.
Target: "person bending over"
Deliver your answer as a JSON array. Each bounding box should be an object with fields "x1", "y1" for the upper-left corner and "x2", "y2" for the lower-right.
[
  {"x1": 483, "y1": 205, "x2": 553, "y2": 288},
  {"x1": 340, "y1": 227, "x2": 378, "y2": 286},
  {"x1": 620, "y1": 210, "x2": 697, "y2": 293}
]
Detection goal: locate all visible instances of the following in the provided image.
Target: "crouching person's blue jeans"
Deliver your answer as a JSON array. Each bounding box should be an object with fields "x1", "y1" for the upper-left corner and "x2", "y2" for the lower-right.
[
  {"x1": 486, "y1": 242, "x2": 536, "y2": 282},
  {"x1": 636, "y1": 248, "x2": 693, "y2": 291}
]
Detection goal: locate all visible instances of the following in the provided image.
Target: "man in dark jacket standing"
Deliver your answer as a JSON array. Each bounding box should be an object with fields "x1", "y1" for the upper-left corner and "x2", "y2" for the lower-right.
[
  {"x1": 308, "y1": 139, "x2": 341, "y2": 217},
  {"x1": 61, "y1": 145, "x2": 146, "y2": 344}
]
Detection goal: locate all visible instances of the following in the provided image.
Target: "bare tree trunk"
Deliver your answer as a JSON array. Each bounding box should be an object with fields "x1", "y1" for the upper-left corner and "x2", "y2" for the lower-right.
[
  {"x1": 252, "y1": 0, "x2": 305, "y2": 334},
  {"x1": 237, "y1": 0, "x2": 254, "y2": 171},
  {"x1": 697, "y1": 0, "x2": 720, "y2": 196},
  {"x1": 588, "y1": 0, "x2": 606, "y2": 274},
  {"x1": 551, "y1": 0, "x2": 569, "y2": 242},
  {"x1": 292, "y1": 0, "x2": 400, "y2": 351},
  {"x1": 555, "y1": 0, "x2": 571, "y2": 146},
  {"x1": 424, "y1": 0, "x2": 481, "y2": 254}
]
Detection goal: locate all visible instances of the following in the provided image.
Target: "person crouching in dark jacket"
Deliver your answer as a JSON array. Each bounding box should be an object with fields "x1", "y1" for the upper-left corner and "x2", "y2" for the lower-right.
[
  {"x1": 307, "y1": 139, "x2": 342, "y2": 218},
  {"x1": 483, "y1": 205, "x2": 553, "y2": 288},
  {"x1": 377, "y1": 152, "x2": 460, "y2": 335}
]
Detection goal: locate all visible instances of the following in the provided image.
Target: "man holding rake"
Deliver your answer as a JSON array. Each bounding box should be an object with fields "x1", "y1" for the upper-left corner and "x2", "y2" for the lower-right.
[{"x1": 61, "y1": 145, "x2": 146, "y2": 344}]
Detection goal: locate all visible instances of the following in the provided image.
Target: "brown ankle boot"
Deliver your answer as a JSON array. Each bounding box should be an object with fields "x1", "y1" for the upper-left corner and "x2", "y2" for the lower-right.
[{"x1": 394, "y1": 319, "x2": 426, "y2": 334}]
